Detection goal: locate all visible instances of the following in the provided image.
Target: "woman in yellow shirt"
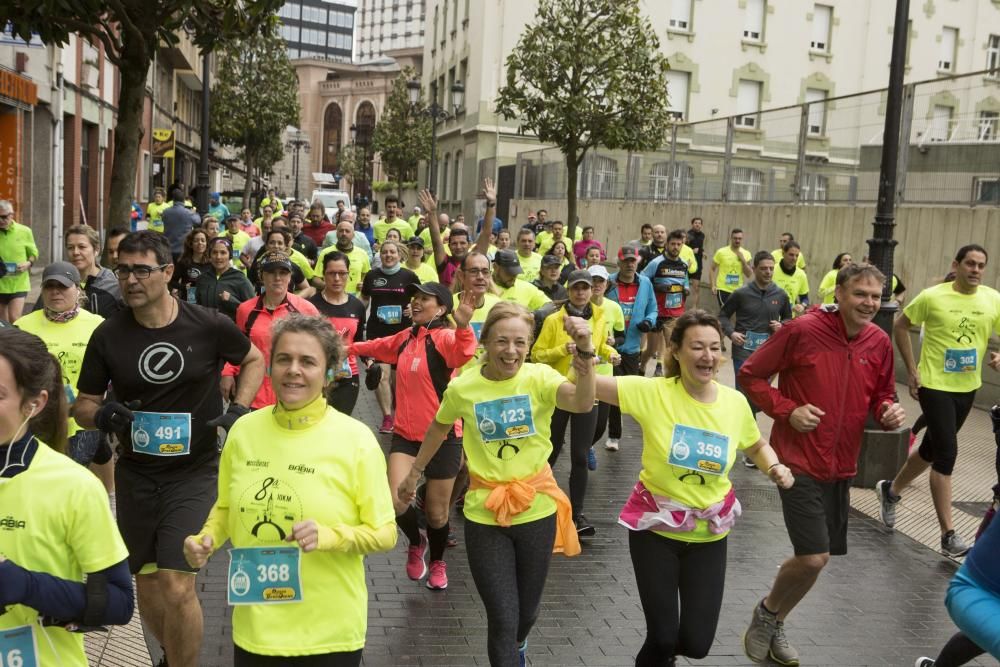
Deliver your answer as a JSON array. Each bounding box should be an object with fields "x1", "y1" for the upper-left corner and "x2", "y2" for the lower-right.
[
  {"x1": 817, "y1": 253, "x2": 852, "y2": 305},
  {"x1": 185, "y1": 314, "x2": 396, "y2": 665}
]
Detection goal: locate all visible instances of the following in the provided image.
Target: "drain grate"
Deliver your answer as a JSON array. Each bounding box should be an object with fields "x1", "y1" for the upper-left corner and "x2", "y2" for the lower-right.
[{"x1": 734, "y1": 485, "x2": 784, "y2": 512}]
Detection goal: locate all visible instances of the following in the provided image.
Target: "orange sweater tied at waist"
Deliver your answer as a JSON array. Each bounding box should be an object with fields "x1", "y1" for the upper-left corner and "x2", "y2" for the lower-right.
[{"x1": 469, "y1": 464, "x2": 581, "y2": 557}]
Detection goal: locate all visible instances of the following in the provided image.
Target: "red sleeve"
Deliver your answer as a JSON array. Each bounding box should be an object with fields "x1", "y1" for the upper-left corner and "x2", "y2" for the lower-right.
[
  {"x1": 737, "y1": 323, "x2": 801, "y2": 422},
  {"x1": 433, "y1": 326, "x2": 478, "y2": 368},
  {"x1": 870, "y1": 336, "x2": 897, "y2": 426},
  {"x1": 349, "y1": 328, "x2": 411, "y2": 364}
]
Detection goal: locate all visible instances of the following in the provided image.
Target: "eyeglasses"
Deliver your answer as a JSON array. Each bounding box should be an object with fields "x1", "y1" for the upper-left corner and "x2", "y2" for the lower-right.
[
  {"x1": 463, "y1": 268, "x2": 491, "y2": 276},
  {"x1": 114, "y1": 264, "x2": 169, "y2": 280}
]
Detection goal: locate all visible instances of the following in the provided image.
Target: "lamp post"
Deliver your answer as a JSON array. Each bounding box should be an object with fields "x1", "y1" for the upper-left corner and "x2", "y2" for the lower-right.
[
  {"x1": 285, "y1": 128, "x2": 310, "y2": 202},
  {"x1": 406, "y1": 78, "x2": 465, "y2": 193},
  {"x1": 349, "y1": 123, "x2": 358, "y2": 202}
]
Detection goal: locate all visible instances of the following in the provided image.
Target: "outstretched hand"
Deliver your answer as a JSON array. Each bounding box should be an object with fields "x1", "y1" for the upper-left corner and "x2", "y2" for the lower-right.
[
  {"x1": 482, "y1": 177, "x2": 496, "y2": 202},
  {"x1": 453, "y1": 289, "x2": 477, "y2": 328},
  {"x1": 418, "y1": 189, "x2": 437, "y2": 215}
]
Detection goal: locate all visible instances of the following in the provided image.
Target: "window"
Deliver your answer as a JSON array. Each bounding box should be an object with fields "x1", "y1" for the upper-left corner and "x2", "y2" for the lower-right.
[
  {"x1": 453, "y1": 151, "x2": 463, "y2": 200},
  {"x1": 648, "y1": 162, "x2": 693, "y2": 201},
  {"x1": 939, "y1": 27, "x2": 957, "y2": 72},
  {"x1": 729, "y1": 167, "x2": 763, "y2": 201},
  {"x1": 442, "y1": 154, "x2": 451, "y2": 200},
  {"x1": 743, "y1": 0, "x2": 765, "y2": 42},
  {"x1": 974, "y1": 177, "x2": 1000, "y2": 203},
  {"x1": 801, "y1": 173, "x2": 828, "y2": 202},
  {"x1": 579, "y1": 155, "x2": 618, "y2": 199},
  {"x1": 279, "y1": 2, "x2": 300, "y2": 19},
  {"x1": 805, "y1": 88, "x2": 827, "y2": 135},
  {"x1": 665, "y1": 70, "x2": 689, "y2": 120},
  {"x1": 930, "y1": 105, "x2": 953, "y2": 141},
  {"x1": 979, "y1": 111, "x2": 998, "y2": 141},
  {"x1": 736, "y1": 79, "x2": 761, "y2": 128},
  {"x1": 988, "y1": 35, "x2": 999, "y2": 74},
  {"x1": 669, "y1": 0, "x2": 692, "y2": 30},
  {"x1": 811, "y1": 4, "x2": 832, "y2": 52}
]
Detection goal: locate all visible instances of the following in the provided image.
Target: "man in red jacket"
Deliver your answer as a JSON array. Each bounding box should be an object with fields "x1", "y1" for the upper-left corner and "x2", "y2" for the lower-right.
[{"x1": 737, "y1": 263, "x2": 905, "y2": 666}]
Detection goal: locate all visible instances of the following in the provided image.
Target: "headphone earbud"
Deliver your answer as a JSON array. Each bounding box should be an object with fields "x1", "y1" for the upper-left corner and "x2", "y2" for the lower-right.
[{"x1": 326, "y1": 368, "x2": 334, "y2": 382}]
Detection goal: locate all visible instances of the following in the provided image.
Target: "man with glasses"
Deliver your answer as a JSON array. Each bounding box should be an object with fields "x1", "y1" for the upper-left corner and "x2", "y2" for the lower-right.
[
  {"x1": 0, "y1": 199, "x2": 38, "y2": 322},
  {"x1": 315, "y1": 218, "x2": 371, "y2": 296},
  {"x1": 74, "y1": 231, "x2": 265, "y2": 667}
]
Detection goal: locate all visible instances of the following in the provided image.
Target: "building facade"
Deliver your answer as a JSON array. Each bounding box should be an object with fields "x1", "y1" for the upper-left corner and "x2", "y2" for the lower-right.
[
  {"x1": 279, "y1": 0, "x2": 356, "y2": 62},
  {"x1": 355, "y1": 0, "x2": 426, "y2": 63}
]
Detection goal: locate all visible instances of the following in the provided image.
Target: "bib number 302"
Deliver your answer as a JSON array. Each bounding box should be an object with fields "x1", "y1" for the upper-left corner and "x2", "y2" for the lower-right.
[{"x1": 0, "y1": 626, "x2": 38, "y2": 667}]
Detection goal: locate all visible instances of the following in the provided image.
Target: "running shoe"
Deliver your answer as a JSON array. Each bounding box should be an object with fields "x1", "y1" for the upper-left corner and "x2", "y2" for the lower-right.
[
  {"x1": 742, "y1": 599, "x2": 778, "y2": 663},
  {"x1": 941, "y1": 530, "x2": 971, "y2": 557},
  {"x1": 406, "y1": 534, "x2": 428, "y2": 580},
  {"x1": 875, "y1": 479, "x2": 899, "y2": 530},
  {"x1": 769, "y1": 621, "x2": 800, "y2": 666},
  {"x1": 914, "y1": 659, "x2": 935, "y2": 667},
  {"x1": 518, "y1": 639, "x2": 528, "y2": 667},
  {"x1": 378, "y1": 414, "x2": 394, "y2": 433},
  {"x1": 587, "y1": 446, "x2": 598, "y2": 471},
  {"x1": 575, "y1": 515, "x2": 596, "y2": 537},
  {"x1": 426, "y1": 560, "x2": 448, "y2": 590},
  {"x1": 604, "y1": 437, "x2": 619, "y2": 451},
  {"x1": 743, "y1": 456, "x2": 757, "y2": 469}
]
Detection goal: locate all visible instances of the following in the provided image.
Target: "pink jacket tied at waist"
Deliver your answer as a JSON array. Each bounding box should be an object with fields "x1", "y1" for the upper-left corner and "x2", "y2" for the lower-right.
[{"x1": 617, "y1": 481, "x2": 742, "y2": 535}]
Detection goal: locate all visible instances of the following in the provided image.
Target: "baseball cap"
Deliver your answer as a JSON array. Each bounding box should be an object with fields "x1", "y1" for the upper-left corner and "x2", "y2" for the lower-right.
[
  {"x1": 42, "y1": 261, "x2": 81, "y2": 287},
  {"x1": 566, "y1": 269, "x2": 593, "y2": 287},
  {"x1": 618, "y1": 244, "x2": 641, "y2": 261},
  {"x1": 406, "y1": 282, "x2": 454, "y2": 314},
  {"x1": 259, "y1": 251, "x2": 293, "y2": 273},
  {"x1": 494, "y1": 249, "x2": 523, "y2": 274},
  {"x1": 406, "y1": 236, "x2": 425, "y2": 248},
  {"x1": 541, "y1": 254, "x2": 562, "y2": 268},
  {"x1": 587, "y1": 264, "x2": 610, "y2": 281}
]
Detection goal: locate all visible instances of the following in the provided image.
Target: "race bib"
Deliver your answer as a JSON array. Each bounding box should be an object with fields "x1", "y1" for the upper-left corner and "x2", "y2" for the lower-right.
[
  {"x1": 668, "y1": 424, "x2": 729, "y2": 477},
  {"x1": 64, "y1": 384, "x2": 76, "y2": 405},
  {"x1": 664, "y1": 292, "x2": 683, "y2": 309},
  {"x1": 0, "y1": 625, "x2": 38, "y2": 667},
  {"x1": 944, "y1": 348, "x2": 977, "y2": 373},
  {"x1": 474, "y1": 394, "x2": 536, "y2": 442},
  {"x1": 376, "y1": 305, "x2": 402, "y2": 325},
  {"x1": 620, "y1": 302, "x2": 634, "y2": 325},
  {"x1": 227, "y1": 547, "x2": 302, "y2": 605},
  {"x1": 131, "y1": 411, "x2": 191, "y2": 456},
  {"x1": 742, "y1": 331, "x2": 769, "y2": 352},
  {"x1": 186, "y1": 286, "x2": 197, "y2": 304},
  {"x1": 3, "y1": 262, "x2": 16, "y2": 274},
  {"x1": 724, "y1": 273, "x2": 739, "y2": 287},
  {"x1": 470, "y1": 322, "x2": 484, "y2": 341},
  {"x1": 334, "y1": 358, "x2": 352, "y2": 380}
]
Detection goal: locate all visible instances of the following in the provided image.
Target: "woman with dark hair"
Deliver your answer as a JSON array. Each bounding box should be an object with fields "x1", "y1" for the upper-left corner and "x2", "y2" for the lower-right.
[
  {"x1": 171, "y1": 228, "x2": 211, "y2": 301},
  {"x1": 546, "y1": 240, "x2": 574, "y2": 285},
  {"x1": 195, "y1": 237, "x2": 256, "y2": 320},
  {"x1": 592, "y1": 309, "x2": 792, "y2": 665},
  {"x1": 0, "y1": 327, "x2": 134, "y2": 664},
  {"x1": 817, "y1": 253, "x2": 852, "y2": 304}
]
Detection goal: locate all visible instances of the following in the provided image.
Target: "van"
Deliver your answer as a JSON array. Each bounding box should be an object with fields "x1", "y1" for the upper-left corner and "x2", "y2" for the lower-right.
[{"x1": 308, "y1": 190, "x2": 352, "y2": 212}]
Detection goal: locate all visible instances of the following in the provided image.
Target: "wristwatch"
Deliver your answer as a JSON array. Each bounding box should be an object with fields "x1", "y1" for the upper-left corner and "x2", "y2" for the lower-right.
[{"x1": 575, "y1": 348, "x2": 596, "y2": 359}]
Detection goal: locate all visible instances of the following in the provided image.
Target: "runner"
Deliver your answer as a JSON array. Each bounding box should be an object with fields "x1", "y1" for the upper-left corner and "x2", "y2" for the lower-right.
[
  {"x1": 424, "y1": 182, "x2": 492, "y2": 288},
  {"x1": 448, "y1": 251, "x2": 502, "y2": 373},
  {"x1": 247, "y1": 228, "x2": 314, "y2": 297},
  {"x1": 288, "y1": 213, "x2": 318, "y2": 266},
  {"x1": 493, "y1": 249, "x2": 551, "y2": 311},
  {"x1": 877, "y1": 244, "x2": 1000, "y2": 555},
  {"x1": 161, "y1": 189, "x2": 200, "y2": 262},
  {"x1": 74, "y1": 231, "x2": 265, "y2": 667},
  {"x1": 771, "y1": 232, "x2": 807, "y2": 269},
  {"x1": 0, "y1": 327, "x2": 135, "y2": 665},
  {"x1": 495, "y1": 228, "x2": 512, "y2": 251},
  {"x1": 738, "y1": 263, "x2": 905, "y2": 666},
  {"x1": 515, "y1": 228, "x2": 543, "y2": 282},
  {"x1": 533, "y1": 254, "x2": 569, "y2": 300},
  {"x1": 360, "y1": 240, "x2": 421, "y2": 434},
  {"x1": 302, "y1": 202, "x2": 335, "y2": 246},
  {"x1": 373, "y1": 196, "x2": 412, "y2": 245},
  {"x1": 183, "y1": 314, "x2": 395, "y2": 666},
  {"x1": 817, "y1": 253, "x2": 852, "y2": 304},
  {"x1": 533, "y1": 269, "x2": 617, "y2": 536},
  {"x1": 308, "y1": 251, "x2": 367, "y2": 416},
  {"x1": 207, "y1": 192, "x2": 230, "y2": 224},
  {"x1": 398, "y1": 302, "x2": 594, "y2": 666},
  {"x1": 146, "y1": 189, "x2": 169, "y2": 232},
  {"x1": 170, "y1": 228, "x2": 211, "y2": 304},
  {"x1": 686, "y1": 217, "x2": 706, "y2": 308},
  {"x1": 545, "y1": 240, "x2": 575, "y2": 284},
  {"x1": 592, "y1": 310, "x2": 792, "y2": 665},
  {"x1": 315, "y1": 218, "x2": 371, "y2": 296},
  {"x1": 259, "y1": 188, "x2": 284, "y2": 216},
  {"x1": 404, "y1": 236, "x2": 439, "y2": 283},
  {"x1": 709, "y1": 228, "x2": 753, "y2": 306},
  {"x1": 771, "y1": 241, "x2": 810, "y2": 316},
  {"x1": 641, "y1": 229, "x2": 691, "y2": 377},
  {"x1": 639, "y1": 223, "x2": 654, "y2": 246},
  {"x1": 587, "y1": 264, "x2": 624, "y2": 466},
  {"x1": 220, "y1": 216, "x2": 252, "y2": 269},
  {"x1": 105, "y1": 226, "x2": 130, "y2": 269},
  {"x1": 536, "y1": 219, "x2": 568, "y2": 256},
  {"x1": 604, "y1": 244, "x2": 657, "y2": 451},
  {"x1": 573, "y1": 226, "x2": 605, "y2": 269},
  {"x1": 64, "y1": 223, "x2": 124, "y2": 317},
  {"x1": 0, "y1": 199, "x2": 38, "y2": 322},
  {"x1": 349, "y1": 283, "x2": 478, "y2": 590},
  {"x1": 238, "y1": 208, "x2": 260, "y2": 238},
  {"x1": 202, "y1": 216, "x2": 221, "y2": 241},
  {"x1": 195, "y1": 237, "x2": 255, "y2": 320}
]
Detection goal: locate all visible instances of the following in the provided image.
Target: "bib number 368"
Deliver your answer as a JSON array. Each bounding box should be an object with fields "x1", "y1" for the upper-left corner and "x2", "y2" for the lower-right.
[{"x1": 0, "y1": 626, "x2": 38, "y2": 667}]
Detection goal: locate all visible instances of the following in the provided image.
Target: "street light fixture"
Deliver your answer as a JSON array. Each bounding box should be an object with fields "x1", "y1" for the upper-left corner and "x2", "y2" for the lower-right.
[
  {"x1": 350, "y1": 123, "x2": 358, "y2": 144},
  {"x1": 285, "y1": 128, "x2": 311, "y2": 202},
  {"x1": 407, "y1": 78, "x2": 465, "y2": 193}
]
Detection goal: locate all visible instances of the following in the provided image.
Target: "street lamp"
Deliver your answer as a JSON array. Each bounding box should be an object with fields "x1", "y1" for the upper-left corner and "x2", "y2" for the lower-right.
[
  {"x1": 285, "y1": 128, "x2": 311, "y2": 202},
  {"x1": 350, "y1": 123, "x2": 358, "y2": 144},
  {"x1": 407, "y1": 78, "x2": 465, "y2": 193}
]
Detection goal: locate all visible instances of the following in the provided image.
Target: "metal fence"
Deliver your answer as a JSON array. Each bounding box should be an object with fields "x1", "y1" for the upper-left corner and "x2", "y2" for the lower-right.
[{"x1": 515, "y1": 69, "x2": 1000, "y2": 206}]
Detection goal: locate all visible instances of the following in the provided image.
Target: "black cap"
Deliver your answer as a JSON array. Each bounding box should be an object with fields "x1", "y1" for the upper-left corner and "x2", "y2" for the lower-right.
[
  {"x1": 406, "y1": 281, "x2": 454, "y2": 314},
  {"x1": 259, "y1": 250, "x2": 293, "y2": 272},
  {"x1": 41, "y1": 261, "x2": 81, "y2": 287},
  {"x1": 618, "y1": 244, "x2": 642, "y2": 261},
  {"x1": 406, "y1": 236, "x2": 425, "y2": 248},
  {"x1": 494, "y1": 249, "x2": 523, "y2": 274},
  {"x1": 566, "y1": 269, "x2": 593, "y2": 287},
  {"x1": 541, "y1": 254, "x2": 562, "y2": 267}
]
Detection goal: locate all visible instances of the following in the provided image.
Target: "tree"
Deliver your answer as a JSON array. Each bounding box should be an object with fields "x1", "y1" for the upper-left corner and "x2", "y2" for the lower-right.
[
  {"x1": 211, "y1": 23, "x2": 300, "y2": 208},
  {"x1": 2, "y1": 0, "x2": 281, "y2": 231},
  {"x1": 371, "y1": 68, "x2": 432, "y2": 199},
  {"x1": 495, "y1": 0, "x2": 673, "y2": 239},
  {"x1": 335, "y1": 143, "x2": 367, "y2": 199}
]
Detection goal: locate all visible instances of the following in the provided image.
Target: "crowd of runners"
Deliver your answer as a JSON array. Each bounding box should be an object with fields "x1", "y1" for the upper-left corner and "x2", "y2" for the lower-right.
[{"x1": 0, "y1": 186, "x2": 999, "y2": 667}]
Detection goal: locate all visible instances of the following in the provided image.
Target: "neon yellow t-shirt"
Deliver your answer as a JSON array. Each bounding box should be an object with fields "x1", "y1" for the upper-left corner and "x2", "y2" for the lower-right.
[
  {"x1": 317, "y1": 245, "x2": 370, "y2": 295},
  {"x1": 904, "y1": 282, "x2": 1000, "y2": 393},
  {"x1": 435, "y1": 362, "x2": 567, "y2": 526},
  {"x1": 712, "y1": 246, "x2": 752, "y2": 292},
  {"x1": 596, "y1": 299, "x2": 625, "y2": 376},
  {"x1": 771, "y1": 248, "x2": 806, "y2": 270},
  {"x1": 260, "y1": 196, "x2": 284, "y2": 214},
  {"x1": 217, "y1": 406, "x2": 395, "y2": 655},
  {"x1": 454, "y1": 291, "x2": 502, "y2": 373},
  {"x1": 516, "y1": 252, "x2": 543, "y2": 283},
  {"x1": 409, "y1": 261, "x2": 439, "y2": 284},
  {"x1": 0, "y1": 442, "x2": 128, "y2": 666},
  {"x1": 498, "y1": 279, "x2": 550, "y2": 311},
  {"x1": 146, "y1": 201, "x2": 170, "y2": 231},
  {"x1": 16, "y1": 309, "x2": 104, "y2": 437},
  {"x1": 373, "y1": 219, "x2": 413, "y2": 245},
  {"x1": 818, "y1": 269, "x2": 838, "y2": 304},
  {"x1": 0, "y1": 221, "x2": 38, "y2": 294},
  {"x1": 289, "y1": 248, "x2": 314, "y2": 280},
  {"x1": 772, "y1": 266, "x2": 810, "y2": 310},
  {"x1": 617, "y1": 376, "x2": 760, "y2": 542},
  {"x1": 680, "y1": 244, "x2": 699, "y2": 275},
  {"x1": 222, "y1": 229, "x2": 252, "y2": 254}
]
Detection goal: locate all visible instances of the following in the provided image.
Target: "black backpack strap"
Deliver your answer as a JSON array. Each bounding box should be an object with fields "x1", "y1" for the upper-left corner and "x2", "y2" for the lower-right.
[{"x1": 243, "y1": 296, "x2": 266, "y2": 337}]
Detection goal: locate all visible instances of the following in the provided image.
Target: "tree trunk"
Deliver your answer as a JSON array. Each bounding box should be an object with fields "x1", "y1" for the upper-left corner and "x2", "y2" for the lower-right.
[
  {"x1": 242, "y1": 152, "x2": 255, "y2": 210},
  {"x1": 566, "y1": 152, "x2": 580, "y2": 242},
  {"x1": 107, "y1": 39, "x2": 150, "y2": 236}
]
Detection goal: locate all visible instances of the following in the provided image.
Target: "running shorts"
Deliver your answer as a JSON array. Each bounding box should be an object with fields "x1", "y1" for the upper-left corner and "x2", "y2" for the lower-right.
[
  {"x1": 778, "y1": 474, "x2": 850, "y2": 556},
  {"x1": 390, "y1": 434, "x2": 462, "y2": 479}
]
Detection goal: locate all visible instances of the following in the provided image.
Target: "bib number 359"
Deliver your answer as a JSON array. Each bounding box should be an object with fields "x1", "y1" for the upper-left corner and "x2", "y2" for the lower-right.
[{"x1": 0, "y1": 626, "x2": 38, "y2": 667}]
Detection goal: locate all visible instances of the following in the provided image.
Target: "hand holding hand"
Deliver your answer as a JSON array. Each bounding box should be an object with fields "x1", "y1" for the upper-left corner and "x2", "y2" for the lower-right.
[
  {"x1": 398, "y1": 467, "x2": 421, "y2": 505},
  {"x1": 563, "y1": 316, "x2": 593, "y2": 353},
  {"x1": 183, "y1": 534, "x2": 214, "y2": 569},
  {"x1": 768, "y1": 464, "x2": 794, "y2": 489}
]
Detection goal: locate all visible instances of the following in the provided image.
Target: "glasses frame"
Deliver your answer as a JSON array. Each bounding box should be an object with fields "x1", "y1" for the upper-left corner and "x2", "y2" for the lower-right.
[{"x1": 114, "y1": 263, "x2": 170, "y2": 280}]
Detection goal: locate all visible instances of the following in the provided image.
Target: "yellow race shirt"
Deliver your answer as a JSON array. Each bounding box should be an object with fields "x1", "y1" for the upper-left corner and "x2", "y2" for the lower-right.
[
  {"x1": 373, "y1": 219, "x2": 413, "y2": 245},
  {"x1": 680, "y1": 244, "x2": 699, "y2": 275},
  {"x1": 498, "y1": 279, "x2": 550, "y2": 311},
  {"x1": 16, "y1": 309, "x2": 104, "y2": 437},
  {"x1": 772, "y1": 265, "x2": 810, "y2": 310},
  {"x1": 771, "y1": 248, "x2": 807, "y2": 269},
  {"x1": 904, "y1": 282, "x2": 1000, "y2": 393},
  {"x1": 617, "y1": 376, "x2": 760, "y2": 542},
  {"x1": 818, "y1": 269, "x2": 838, "y2": 304},
  {"x1": 516, "y1": 252, "x2": 543, "y2": 283},
  {"x1": 712, "y1": 246, "x2": 752, "y2": 292},
  {"x1": 454, "y1": 291, "x2": 502, "y2": 373},
  {"x1": 410, "y1": 261, "x2": 439, "y2": 284},
  {"x1": 435, "y1": 363, "x2": 567, "y2": 526},
  {"x1": 0, "y1": 441, "x2": 128, "y2": 666},
  {"x1": 317, "y1": 245, "x2": 370, "y2": 295},
  {"x1": 218, "y1": 406, "x2": 395, "y2": 655},
  {"x1": 222, "y1": 229, "x2": 252, "y2": 255},
  {"x1": 596, "y1": 299, "x2": 625, "y2": 376},
  {"x1": 146, "y1": 201, "x2": 170, "y2": 231}
]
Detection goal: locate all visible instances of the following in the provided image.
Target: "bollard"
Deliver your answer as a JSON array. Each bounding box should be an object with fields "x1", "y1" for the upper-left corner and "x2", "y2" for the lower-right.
[{"x1": 853, "y1": 426, "x2": 911, "y2": 488}]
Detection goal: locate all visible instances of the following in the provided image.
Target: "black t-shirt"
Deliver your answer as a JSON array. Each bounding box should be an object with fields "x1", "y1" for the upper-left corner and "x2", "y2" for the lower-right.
[
  {"x1": 638, "y1": 243, "x2": 665, "y2": 272},
  {"x1": 361, "y1": 267, "x2": 421, "y2": 339},
  {"x1": 293, "y1": 232, "x2": 318, "y2": 264},
  {"x1": 77, "y1": 299, "x2": 251, "y2": 478},
  {"x1": 307, "y1": 292, "x2": 366, "y2": 344},
  {"x1": 686, "y1": 229, "x2": 705, "y2": 263}
]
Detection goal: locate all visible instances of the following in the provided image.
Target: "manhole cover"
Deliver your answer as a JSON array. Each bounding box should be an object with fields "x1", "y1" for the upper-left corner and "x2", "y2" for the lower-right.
[
  {"x1": 954, "y1": 501, "x2": 990, "y2": 517},
  {"x1": 734, "y1": 485, "x2": 784, "y2": 512}
]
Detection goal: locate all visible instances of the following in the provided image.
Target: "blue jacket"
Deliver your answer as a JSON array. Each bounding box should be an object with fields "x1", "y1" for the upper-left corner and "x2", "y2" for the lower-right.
[{"x1": 606, "y1": 272, "x2": 657, "y2": 354}]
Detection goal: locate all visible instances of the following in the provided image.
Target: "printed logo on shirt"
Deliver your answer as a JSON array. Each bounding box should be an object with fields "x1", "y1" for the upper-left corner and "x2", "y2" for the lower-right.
[
  {"x1": 138, "y1": 342, "x2": 185, "y2": 384},
  {"x1": 0, "y1": 515, "x2": 26, "y2": 530},
  {"x1": 239, "y1": 476, "x2": 303, "y2": 542},
  {"x1": 373, "y1": 277, "x2": 388, "y2": 287},
  {"x1": 245, "y1": 459, "x2": 270, "y2": 469}
]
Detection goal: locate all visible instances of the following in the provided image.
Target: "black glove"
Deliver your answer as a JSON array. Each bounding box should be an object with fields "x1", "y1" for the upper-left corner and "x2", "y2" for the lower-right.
[
  {"x1": 94, "y1": 400, "x2": 140, "y2": 435},
  {"x1": 91, "y1": 432, "x2": 114, "y2": 465},
  {"x1": 636, "y1": 320, "x2": 654, "y2": 333},
  {"x1": 365, "y1": 363, "x2": 383, "y2": 391},
  {"x1": 207, "y1": 403, "x2": 251, "y2": 433}
]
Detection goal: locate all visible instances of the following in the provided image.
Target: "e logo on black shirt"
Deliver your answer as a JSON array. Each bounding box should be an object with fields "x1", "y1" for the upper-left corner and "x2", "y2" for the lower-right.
[{"x1": 139, "y1": 343, "x2": 185, "y2": 384}]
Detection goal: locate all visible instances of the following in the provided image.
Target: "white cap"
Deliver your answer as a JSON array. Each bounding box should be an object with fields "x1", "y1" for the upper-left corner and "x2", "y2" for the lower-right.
[
  {"x1": 413, "y1": 206, "x2": 421, "y2": 213},
  {"x1": 587, "y1": 264, "x2": 610, "y2": 280}
]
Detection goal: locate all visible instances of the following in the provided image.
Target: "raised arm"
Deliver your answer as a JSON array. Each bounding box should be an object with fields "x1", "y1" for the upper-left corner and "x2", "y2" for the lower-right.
[
  {"x1": 419, "y1": 189, "x2": 448, "y2": 267},
  {"x1": 473, "y1": 178, "x2": 496, "y2": 256}
]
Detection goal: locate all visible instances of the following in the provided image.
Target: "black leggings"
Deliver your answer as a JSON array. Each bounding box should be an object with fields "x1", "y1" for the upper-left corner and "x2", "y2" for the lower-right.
[
  {"x1": 326, "y1": 377, "x2": 360, "y2": 416},
  {"x1": 234, "y1": 645, "x2": 362, "y2": 666},
  {"x1": 629, "y1": 530, "x2": 728, "y2": 664},
  {"x1": 465, "y1": 515, "x2": 557, "y2": 667},
  {"x1": 548, "y1": 405, "x2": 599, "y2": 517},
  {"x1": 916, "y1": 387, "x2": 976, "y2": 475},
  {"x1": 591, "y1": 401, "x2": 612, "y2": 445},
  {"x1": 933, "y1": 631, "x2": 984, "y2": 666}
]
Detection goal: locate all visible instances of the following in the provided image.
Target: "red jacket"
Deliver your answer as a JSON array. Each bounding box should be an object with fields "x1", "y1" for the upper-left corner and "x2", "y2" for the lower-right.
[
  {"x1": 738, "y1": 307, "x2": 896, "y2": 481},
  {"x1": 350, "y1": 323, "x2": 476, "y2": 442},
  {"x1": 302, "y1": 218, "x2": 335, "y2": 246}
]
